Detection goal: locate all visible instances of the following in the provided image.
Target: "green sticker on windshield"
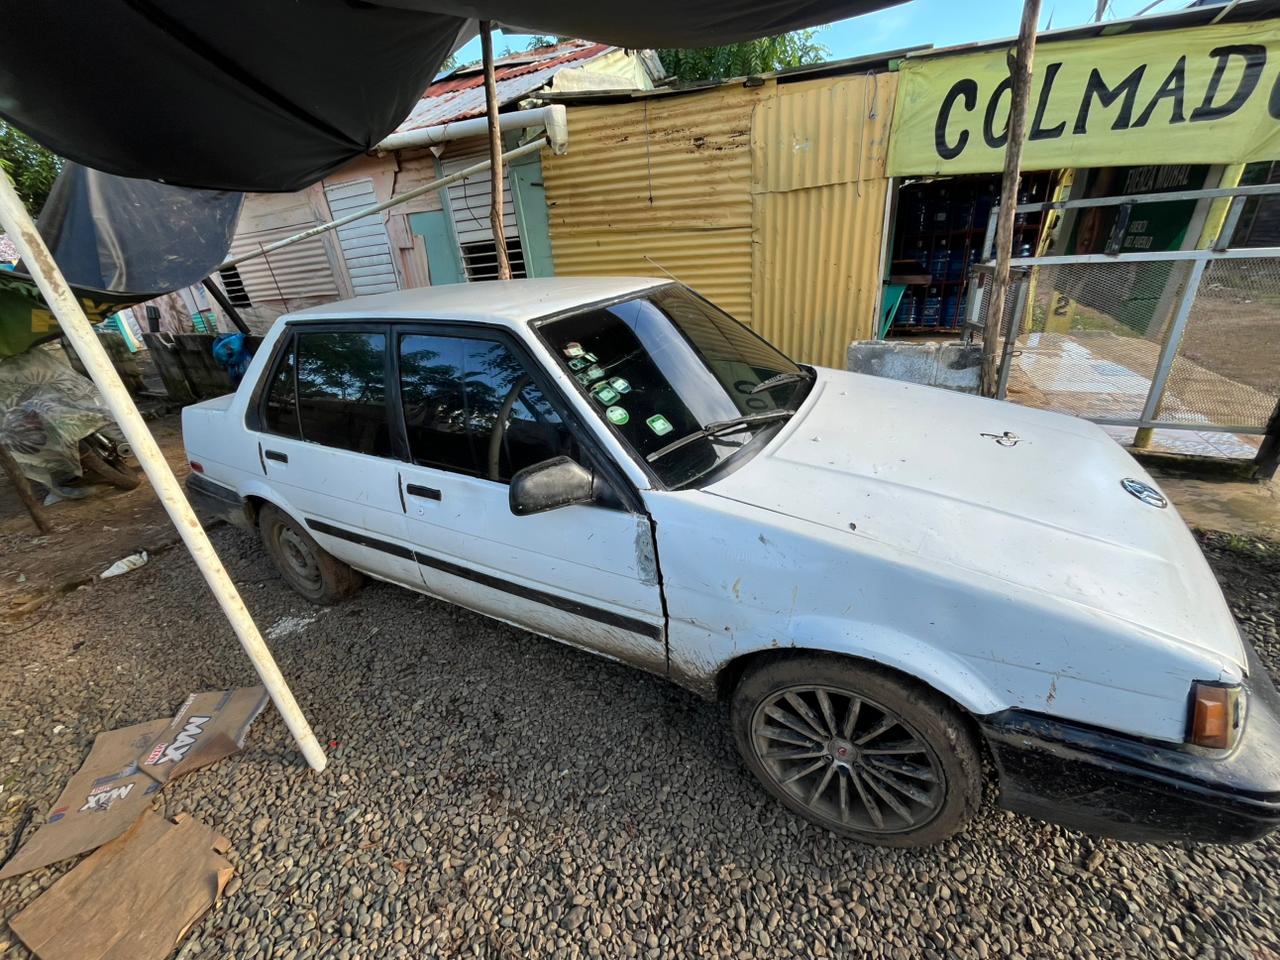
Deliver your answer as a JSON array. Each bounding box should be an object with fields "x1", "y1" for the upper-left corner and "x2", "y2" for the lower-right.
[
  {"x1": 564, "y1": 342, "x2": 585, "y2": 358},
  {"x1": 584, "y1": 364, "x2": 604, "y2": 382},
  {"x1": 568, "y1": 357, "x2": 588, "y2": 371},
  {"x1": 606, "y1": 405, "x2": 630, "y2": 425},
  {"x1": 609, "y1": 377, "x2": 631, "y2": 393},
  {"x1": 594, "y1": 385, "x2": 620, "y2": 404},
  {"x1": 646, "y1": 414, "x2": 674, "y2": 436}
]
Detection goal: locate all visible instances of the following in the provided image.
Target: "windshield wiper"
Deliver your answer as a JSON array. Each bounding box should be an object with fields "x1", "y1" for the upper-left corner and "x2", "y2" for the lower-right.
[
  {"x1": 646, "y1": 410, "x2": 794, "y2": 463},
  {"x1": 749, "y1": 369, "x2": 814, "y2": 394}
]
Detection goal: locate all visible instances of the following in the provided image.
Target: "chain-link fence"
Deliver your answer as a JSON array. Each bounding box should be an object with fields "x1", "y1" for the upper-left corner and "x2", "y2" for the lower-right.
[
  {"x1": 1001, "y1": 256, "x2": 1278, "y2": 434},
  {"x1": 1008, "y1": 260, "x2": 1194, "y2": 423},
  {"x1": 980, "y1": 185, "x2": 1280, "y2": 464}
]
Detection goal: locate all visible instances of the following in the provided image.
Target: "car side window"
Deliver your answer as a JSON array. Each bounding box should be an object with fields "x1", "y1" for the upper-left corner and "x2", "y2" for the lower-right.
[
  {"x1": 292, "y1": 331, "x2": 392, "y2": 457},
  {"x1": 398, "y1": 333, "x2": 574, "y2": 482},
  {"x1": 263, "y1": 339, "x2": 300, "y2": 438}
]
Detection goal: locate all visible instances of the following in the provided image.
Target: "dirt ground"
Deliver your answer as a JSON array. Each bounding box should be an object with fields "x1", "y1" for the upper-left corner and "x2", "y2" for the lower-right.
[
  {"x1": 1181, "y1": 281, "x2": 1280, "y2": 400},
  {"x1": 0, "y1": 415, "x2": 191, "y2": 615}
]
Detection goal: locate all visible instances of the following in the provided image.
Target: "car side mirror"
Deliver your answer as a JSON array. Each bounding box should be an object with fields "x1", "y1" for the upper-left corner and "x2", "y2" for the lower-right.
[{"x1": 509, "y1": 456, "x2": 597, "y2": 516}]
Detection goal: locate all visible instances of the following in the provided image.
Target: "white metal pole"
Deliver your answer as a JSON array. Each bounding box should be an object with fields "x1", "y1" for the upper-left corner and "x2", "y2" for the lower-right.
[{"x1": 0, "y1": 170, "x2": 328, "y2": 772}]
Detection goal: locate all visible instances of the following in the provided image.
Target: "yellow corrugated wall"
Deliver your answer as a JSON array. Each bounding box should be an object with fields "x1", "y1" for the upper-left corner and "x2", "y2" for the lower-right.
[
  {"x1": 543, "y1": 73, "x2": 896, "y2": 366},
  {"x1": 542, "y1": 86, "x2": 765, "y2": 324},
  {"x1": 751, "y1": 73, "x2": 897, "y2": 367}
]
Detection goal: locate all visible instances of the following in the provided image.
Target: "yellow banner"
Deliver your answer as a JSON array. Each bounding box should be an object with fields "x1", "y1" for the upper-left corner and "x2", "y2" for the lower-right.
[{"x1": 887, "y1": 20, "x2": 1280, "y2": 175}]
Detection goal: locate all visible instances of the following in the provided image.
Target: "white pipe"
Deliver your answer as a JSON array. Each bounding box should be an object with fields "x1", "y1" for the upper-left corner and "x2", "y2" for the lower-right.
[
  {"x1": 0, "y1": 170, "x2": 328, "y2": 773},
  {"x1": 375, "y1": 104, "x2": 567, "y2": 155},
  {"x1": 217, "y1": 136, "x2": 551, "y2": 272}
]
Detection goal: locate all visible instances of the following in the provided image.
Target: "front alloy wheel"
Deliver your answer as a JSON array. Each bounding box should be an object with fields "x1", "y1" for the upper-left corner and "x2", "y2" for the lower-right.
[
  {"x1": 732, "y1": 655, "x2": 983, "y2": 847},
  {"x1": 752, "y1": 685, "x2": 946, "y2": 834}
]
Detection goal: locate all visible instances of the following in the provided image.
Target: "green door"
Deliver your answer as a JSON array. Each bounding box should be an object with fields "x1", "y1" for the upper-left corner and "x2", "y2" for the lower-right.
[
  {"x1": 510, "y1": 153, "x2": 554, "y2": 278},
  {"x1": 409, "y1": 209, "x2": 465, "y2": 286}
]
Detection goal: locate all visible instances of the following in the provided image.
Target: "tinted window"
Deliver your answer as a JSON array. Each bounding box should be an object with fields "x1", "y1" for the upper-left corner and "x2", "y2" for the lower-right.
[
  {"x1": 263, "y1": 340, "x2": 300, "y2": 438},
  {"x1": 399, "y1": 334, "x2": 572, "y2": 481},
  {"x1": 294, "y1": 332, "x2": 391, "y2": 456}
]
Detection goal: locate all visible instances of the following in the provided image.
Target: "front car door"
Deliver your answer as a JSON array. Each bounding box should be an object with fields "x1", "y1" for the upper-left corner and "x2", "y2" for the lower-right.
[
  {"x1": 392, "y1": 324, "x2": 667, "y2": 674},
  {"x1": 251, "y1": 324, "x2": 420, "y2": 585}
]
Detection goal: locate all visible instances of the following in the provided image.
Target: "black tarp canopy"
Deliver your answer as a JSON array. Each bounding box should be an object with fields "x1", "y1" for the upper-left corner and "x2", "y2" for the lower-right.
[{"x1": 0, "y1": 0, "x2": 905, "y2": 193}]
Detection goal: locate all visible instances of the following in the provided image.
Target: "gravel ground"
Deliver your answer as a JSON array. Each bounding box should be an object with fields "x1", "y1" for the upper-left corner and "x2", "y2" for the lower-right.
[{"x1": 2, "y1": 526, "x2": 1279, "y2": 959}]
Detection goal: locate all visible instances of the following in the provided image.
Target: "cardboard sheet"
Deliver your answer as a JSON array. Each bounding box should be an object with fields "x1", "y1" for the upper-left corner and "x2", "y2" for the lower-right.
[
  {"x1": 0, "y1": 686, "x2": 268, "y2": 880},
  {"x1": 137, "y1": 686, "x2": 269, "y2": 785},
  {"x1": 9, "y1": 811, "x2": 233, "y2": 960},
  {"x1": 0, "y1": 720, "x2": 167, "y2": 880}
]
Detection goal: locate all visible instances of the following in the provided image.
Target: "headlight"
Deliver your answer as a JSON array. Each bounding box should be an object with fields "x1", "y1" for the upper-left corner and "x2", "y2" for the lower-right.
[{"x1": 1188, "y1": 682, "x2": 1243, "y2": 749}]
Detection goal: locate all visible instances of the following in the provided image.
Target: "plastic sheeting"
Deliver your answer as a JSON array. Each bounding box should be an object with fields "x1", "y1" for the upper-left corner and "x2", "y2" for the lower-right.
[
  {"x1": 0, "y1": 1, "x2": 903, "y2": 193},
  {"x1": 36, "y1": 164, "x2": 243, "y2": 295},
  {"x1": 0, "y1": 164, "x2": 242, "y2": 356},
  {"x1": 0, "y1": 348, "x2": 118, "y2": 489}
]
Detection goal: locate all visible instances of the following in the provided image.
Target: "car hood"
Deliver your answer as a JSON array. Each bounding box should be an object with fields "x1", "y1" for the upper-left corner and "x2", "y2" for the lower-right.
[{"x1": 704, "y1": 368, "x2": 1245, "y2": 671}]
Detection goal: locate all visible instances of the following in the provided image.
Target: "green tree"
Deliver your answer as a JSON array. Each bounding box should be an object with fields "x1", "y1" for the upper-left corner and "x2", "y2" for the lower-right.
[
  {"x1": 525, "y1": 35, "x2": 571, "y2": 51},
  {"x1": 658, "y1": 30, "x2": 829, "y2": 84},
  {"x1": 0, "y1": 123, "x2": 62, "y2": 215}
]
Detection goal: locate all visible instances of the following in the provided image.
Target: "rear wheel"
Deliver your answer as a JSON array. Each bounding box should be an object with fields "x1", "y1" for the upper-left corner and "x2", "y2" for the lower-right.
[
  {"x1": 731, "y1": 654, "x2": 983, "y2": 847},
  {"x1": 78, "y1": 441, "x2": 140, "y2": 490},
  {"x1": 258, "y1": 504, "x2": 363, "y2": 604}
]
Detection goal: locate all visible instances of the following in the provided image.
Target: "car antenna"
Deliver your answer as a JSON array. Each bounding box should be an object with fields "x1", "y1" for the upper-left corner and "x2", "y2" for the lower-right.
[{"x1": 643, "y1": 255, "x2": 685, "y2": 284}]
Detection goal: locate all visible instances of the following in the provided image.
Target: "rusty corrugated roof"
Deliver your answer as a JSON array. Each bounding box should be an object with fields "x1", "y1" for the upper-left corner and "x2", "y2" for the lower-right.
[{"x1": 392, "y1": 39, "x2": 611, "y2": 132}]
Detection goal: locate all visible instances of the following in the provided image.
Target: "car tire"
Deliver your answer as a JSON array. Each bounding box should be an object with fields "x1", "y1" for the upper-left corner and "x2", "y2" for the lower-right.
[
  {"x1": 731, "y1": 654, "x2": 983, "y2": 847},
  {"x1": 258, "y1": 504, "x2": 363, "y2": 605}
]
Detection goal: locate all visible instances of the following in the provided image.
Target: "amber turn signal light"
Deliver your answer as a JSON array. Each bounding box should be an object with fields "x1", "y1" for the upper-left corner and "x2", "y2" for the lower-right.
[{"x1": 1189, "y1": 683, "x2": 1242, "y2": 749}]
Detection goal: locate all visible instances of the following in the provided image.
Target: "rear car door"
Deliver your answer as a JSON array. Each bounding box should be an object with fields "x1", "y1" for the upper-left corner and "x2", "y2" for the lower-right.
[
  {"x1": 393, "y1": 325, "x2": 667, "y2": 673},
  {"x1": 251, "y1": 325, "x2": 420, "y2": 585}
]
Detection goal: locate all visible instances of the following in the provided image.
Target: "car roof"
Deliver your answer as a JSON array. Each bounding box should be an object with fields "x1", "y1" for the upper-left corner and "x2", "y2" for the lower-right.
[{"x1": 282, "y1": 277, "x2": 670, "y2": 326}]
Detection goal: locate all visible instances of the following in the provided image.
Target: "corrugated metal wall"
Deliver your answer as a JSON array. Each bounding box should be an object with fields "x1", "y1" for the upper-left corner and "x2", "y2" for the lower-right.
[
  {"x1": 542, "y1": 86, "x2": 764, "y2": 324},
  {"x1": 226, "y1": 192, "x2": 340, "y2": 304},
  {"x1": 543, "y1": 72, "x2": 897, "y2": 368},
  {"x1": 752, "y1": 73, "x2": 897, "y2": 366}
]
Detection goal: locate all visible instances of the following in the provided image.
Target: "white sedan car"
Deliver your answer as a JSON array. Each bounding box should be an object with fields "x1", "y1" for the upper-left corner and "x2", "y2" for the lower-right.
[{"x1": 184, "y1": 277, "x2": 1280, "y2": 847}]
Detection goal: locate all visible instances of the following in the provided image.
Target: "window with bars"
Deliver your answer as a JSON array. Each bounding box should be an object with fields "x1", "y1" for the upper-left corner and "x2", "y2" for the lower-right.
[
  {"x1": 217, "y1": 265, "x2": 252, "y2": 307},
  {"x1": 460, "y1": 235, "x2": 527, "y2": 282}
]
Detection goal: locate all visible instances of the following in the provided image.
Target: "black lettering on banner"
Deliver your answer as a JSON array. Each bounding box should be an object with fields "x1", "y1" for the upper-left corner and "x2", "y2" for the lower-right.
[
  {"x1": 1029, "y1": 61, "x2": 1067, "y2": 140},
  {"x1": 1190, "y1": 44, "x2": 1266, "y2": 121},
  {"x1": 1133, "y1": 56, "x2": 1188, "y2": 127},
  {"x1": 935, "y1": 78, "x2": 977, "y2": 159},
  {"x1": 983, "y1": 75, "x2": 1014, "y2": 148},
  {"x1": 1074, "y1": 64, "x2": 1146, "y2": 134}
]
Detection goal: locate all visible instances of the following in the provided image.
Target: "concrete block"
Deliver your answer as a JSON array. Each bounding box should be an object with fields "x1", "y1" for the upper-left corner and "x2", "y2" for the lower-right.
[{"x1": 846, "y1": 340, "x2": 981, "y2": 393}]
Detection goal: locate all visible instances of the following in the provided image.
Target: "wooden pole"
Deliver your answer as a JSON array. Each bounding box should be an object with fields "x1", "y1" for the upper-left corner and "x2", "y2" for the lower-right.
[
  {"x1": 980, "y1": 0, "x2": 1043, "y2": 397},
  {"x1": 481, "y1": 21, "x2": 513, "y2": 281},
  {"x1": 0, "y1": 441, "x2": 50, "y2": 534}
]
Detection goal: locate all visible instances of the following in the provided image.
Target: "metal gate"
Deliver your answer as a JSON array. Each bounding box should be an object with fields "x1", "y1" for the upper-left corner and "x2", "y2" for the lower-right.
[{"x1": 970, "y1": 184, "x2": 1280, "y2": 464}]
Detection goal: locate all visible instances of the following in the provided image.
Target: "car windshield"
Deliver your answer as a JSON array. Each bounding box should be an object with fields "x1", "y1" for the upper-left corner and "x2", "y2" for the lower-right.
[{"x1": 537, "y1": 285, "x2": 812, "y2": 488}]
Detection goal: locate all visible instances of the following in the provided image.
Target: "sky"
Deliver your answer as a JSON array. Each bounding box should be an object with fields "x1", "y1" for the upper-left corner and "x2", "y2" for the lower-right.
[{"x1": 449, "y1": 0, "x2": 1166, "y2": 70}]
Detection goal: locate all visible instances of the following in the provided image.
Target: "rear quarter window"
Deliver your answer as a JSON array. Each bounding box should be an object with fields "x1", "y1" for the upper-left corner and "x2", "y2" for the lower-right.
[{"x1": 262, "y1": 340, "x2": 300, "y2": 438}]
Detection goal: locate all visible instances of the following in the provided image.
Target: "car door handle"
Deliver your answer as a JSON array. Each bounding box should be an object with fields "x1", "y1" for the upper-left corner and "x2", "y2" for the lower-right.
[
  {"x1": 405, "y1": 483, "x2": 441, "y2": 501},
  {"x1": 263, "y1": 449, "x2": 288, "y2": 464}
]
